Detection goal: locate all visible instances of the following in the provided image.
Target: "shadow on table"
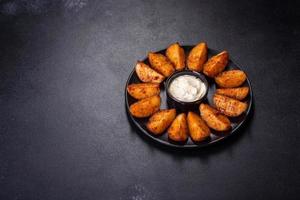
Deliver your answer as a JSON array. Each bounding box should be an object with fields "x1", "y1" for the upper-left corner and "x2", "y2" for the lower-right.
[{"x1": 126, "y1": 99, "x2": 255, "y2": 161}]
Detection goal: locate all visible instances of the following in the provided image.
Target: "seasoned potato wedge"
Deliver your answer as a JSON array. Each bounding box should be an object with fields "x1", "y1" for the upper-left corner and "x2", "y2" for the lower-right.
[
  {"x1": 148, "y1": 52, "x2": 175, "y2": 77},
  {"x1": 215, "y1": 70, "x2": 247, "y2": 88},
  {"x1": 127, "y1": 83, "x2": 160, "y2": 100},
  {"x1": 167, "y1": 113, "x2": 188, "y2": 142},
  {"x1": 187, "y1": 42, "x2": 207, "y2": 72},
  {"x1": 199, "y1": 104, "x2": 231, "y2": 131},
  {"x1": 213, "y1": 94, "x2": 248, "y2": 117},
  {"x1": 166, "y1": 43, "x2": 185, "y2": 71},
  {"x1": 129, "y1": 95, "x2": 160, "y2": 118},
  {"x1": 187, "y1": 112, "x2": 210, "y2": 142},
  {"x1": 216, "y1": 87, "x2": 249, "y2": 100},
  {"x1": 135, "y1": 62, "x2": 165, "y2": 84},
  {"x1": 203, "y1": 51, "x2": 229, "y2": 77},
  {"x1": 147, "y1": 109, "x2": 176, "y2": 135}
]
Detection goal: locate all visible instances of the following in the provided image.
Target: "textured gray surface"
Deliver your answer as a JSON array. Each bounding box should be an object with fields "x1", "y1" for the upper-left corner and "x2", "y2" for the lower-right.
[{"x1": 0, "y1": 0, "x2": 299, "y2": 199}]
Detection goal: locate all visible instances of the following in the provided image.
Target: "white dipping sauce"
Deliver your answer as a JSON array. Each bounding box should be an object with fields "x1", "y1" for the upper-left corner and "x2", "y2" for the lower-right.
[{"x1": 168, "y1": 75, "x2": 206, "y2": 102}]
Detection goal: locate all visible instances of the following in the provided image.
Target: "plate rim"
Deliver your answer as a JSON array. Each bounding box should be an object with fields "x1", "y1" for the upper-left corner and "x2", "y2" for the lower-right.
[{"x1": 125, "y1": 46, "x2": 253, "y2": 149}]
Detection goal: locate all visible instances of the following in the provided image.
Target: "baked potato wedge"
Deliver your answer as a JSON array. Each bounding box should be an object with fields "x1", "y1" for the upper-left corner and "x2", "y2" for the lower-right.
[
  {"x1": 199, "y1": 104, "x2": 231, "y2": 131},
  {"x1": 127, "y1": 83, "x2": 160, "y2": 100},
  {"x1": 215, "y1": 70, "x2": 247, "y2": 88},
  {"x1": 203, "y1": 51, "x2": 229, "y2": 77},
  {"x1": 129, "y1": 95, "x2": 160, "y2": 118},
  {"x1": 147, "y1": 109, "x2": 176, "y2": 135},
  {"x1": 167, "y1": 113, "x2": 188, "y2": 142},
  {"x1": 148, "y1": 52, "x2": 175, "y2": 77},
  {"x1": 213, "y1": 94, "x2": 248, "y2": 117},
  {"x1": 135, "y1": 62, "x2": 165, "y2": 84},
  {"x1": 187, "y1": 112, "x2": 210, "y2": 142},
  {"x1": 166, "y1": 43, "x2": 185, "y2": 71},
  {"x1": 216, "y1": 87, "x2": 249, "y2": 100},
  {"x1": 187, "y1": 42, "x2": 207, "y2": 72}
]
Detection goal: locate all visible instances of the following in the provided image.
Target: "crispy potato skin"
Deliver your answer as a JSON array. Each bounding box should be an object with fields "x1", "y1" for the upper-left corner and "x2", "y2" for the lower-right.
[
  {"x1": 129, "y1": 95, "x2": 160, "y2": 118},
  {"x1": 187, "y1": 42, "x2": 207, "y2": 72},
  {"x1": 216, "y1": 87, "x2": 249, "y2": 100},
  {"x1": 167, "y1": 113, "x2": 188, "y2": 142},
  {"x1": 203, "y1": 51, "x2": 229, "y2": 77},
  {"x1": 166, "y1": 43, "x2": 185, "y2": 71},
  {"x1": 215, "y1": 70, "x2": 247, "y2": 88},
  {"x1": 213, "y1": 94, "x2": 248, "y2": 117},
  {"x1": 199, "y1": 104, "x2": 231, "y2": 131},
  {"x1": 135, "y1": 62, "x2": 165, "y2": 84},
  {"x1": 147, "y1": 109, "x2": 176, "y2": 135},
  {"x1": 127, "y1": 83, "x2": 160, "y2": 100},
  {"x1": 187, "y1": 112, "x2": 210, "y2": 142},
  {"x1": 148, "y1": 52, "x2": 175, "y2": 77}
]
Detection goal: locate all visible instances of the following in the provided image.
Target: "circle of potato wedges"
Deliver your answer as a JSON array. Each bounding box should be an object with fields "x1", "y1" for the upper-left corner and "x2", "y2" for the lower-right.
[{"x1": 125, "y1": 44, "x2": 253, "y2": 149}]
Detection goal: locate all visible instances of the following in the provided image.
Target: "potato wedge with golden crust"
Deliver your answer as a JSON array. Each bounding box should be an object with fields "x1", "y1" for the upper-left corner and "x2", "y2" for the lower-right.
[
  {"x1": 129, "y1": 95, "x2": 160, "y2": 118},
  {"x1": 215, "y1": 70, "x2": 247, "y2": 88},
  {"x1": 167, "y1": 113, "x2": 188, "y2": 142},
  {"x1": 187, "y1": 42, "x2": 207, "y2": 72},
  {"x1": 135, "y1": 62, "x2": 165, "y2": 84},
  {"x1": 147, "y1": 109, "x2": 176, "y2": 135},
  {"x1": 216, "y1": 87, "x2": 249, "y2": 100},
  {"x1": 127, "y1": 83, "x2": 160, "y2": 100},
  {"x1": 199, "y1": 104, "x2": 231, "y2": 131},
  {"x1": 213, "y1": 94, "x2": 248, "y2": 117},
  {"x1": 203, "y1": 51, "x2": 229, "y2": 77},
  {"x1": 187, "y1": 112, "x2": 210, "y2": 142},
  {"x1": 166, "y1": 43, "x2": 185, "y2": 71},
  {"x1": 148, "y1": 52, "x2": 175, "y2": 77}
]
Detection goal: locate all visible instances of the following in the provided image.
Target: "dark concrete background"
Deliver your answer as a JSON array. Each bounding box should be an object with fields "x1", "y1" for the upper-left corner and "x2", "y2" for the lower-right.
[{"x1": 0, "y1": 0, "x2": 299, "y2": 199}]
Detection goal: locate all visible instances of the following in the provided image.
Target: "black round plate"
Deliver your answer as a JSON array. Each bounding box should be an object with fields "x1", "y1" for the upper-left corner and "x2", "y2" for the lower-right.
[{"x1": 125, "y1": 46, "x2": 253, "y2": 149}]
